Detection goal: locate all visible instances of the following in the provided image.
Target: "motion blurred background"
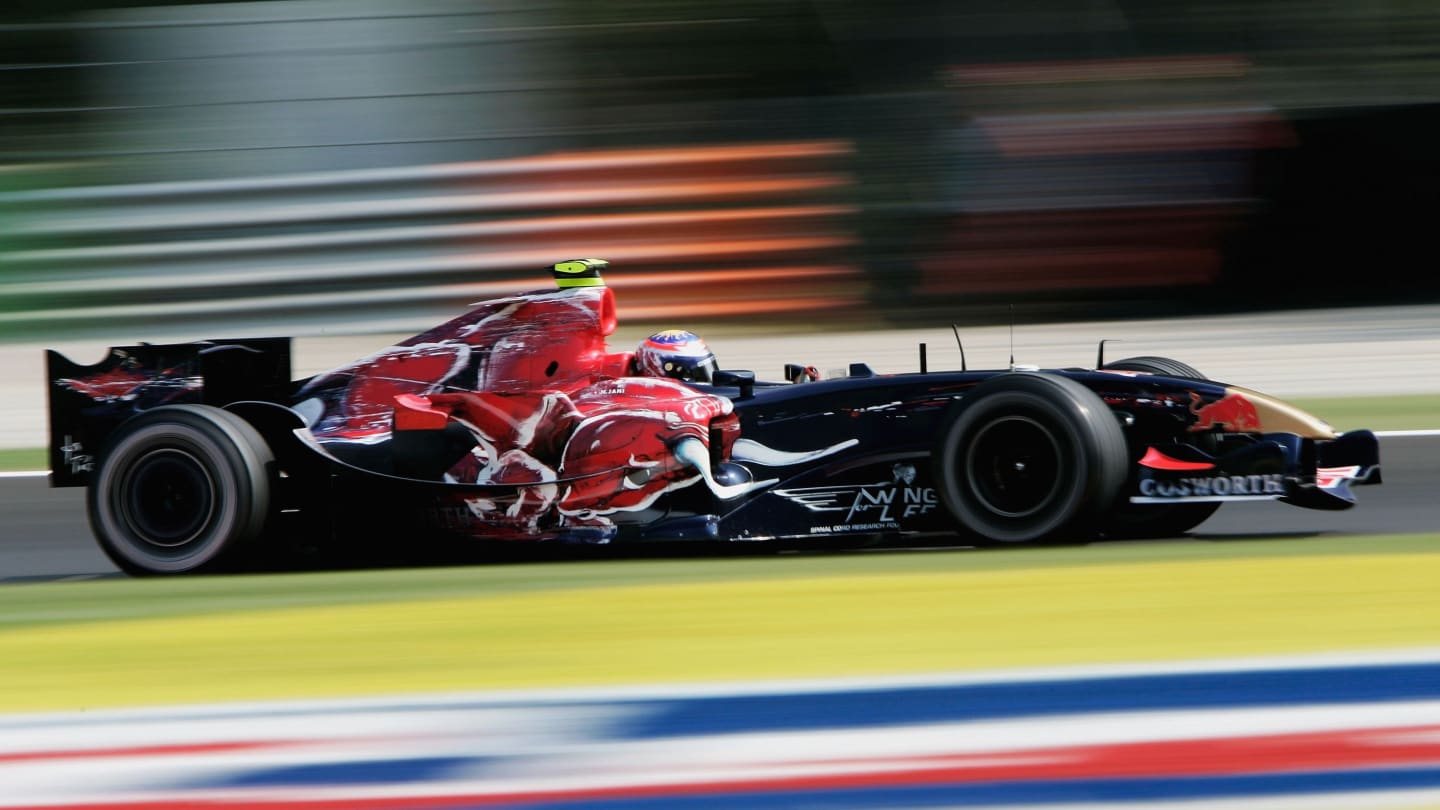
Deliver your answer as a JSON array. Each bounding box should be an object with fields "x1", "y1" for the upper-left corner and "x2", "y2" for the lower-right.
[{"x1": 2, "y1": 0, "x2": 1437, "y2": 341}]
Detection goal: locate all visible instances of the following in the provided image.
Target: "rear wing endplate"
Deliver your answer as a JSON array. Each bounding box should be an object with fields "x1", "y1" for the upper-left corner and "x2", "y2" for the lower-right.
[{"x1": 46, "y1": 338, "x2": 291, "y2": 487}]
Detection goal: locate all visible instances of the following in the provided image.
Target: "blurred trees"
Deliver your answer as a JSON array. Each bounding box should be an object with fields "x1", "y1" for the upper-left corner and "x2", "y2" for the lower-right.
[{"x1": 4, "y1": 0, "x2": 1440, "y2": 329}]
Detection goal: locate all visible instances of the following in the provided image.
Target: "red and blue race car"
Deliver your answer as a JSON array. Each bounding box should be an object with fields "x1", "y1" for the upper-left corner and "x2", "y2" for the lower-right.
[{"x1": 47, "y1": 259, "x2": 1381, "y2": 575}]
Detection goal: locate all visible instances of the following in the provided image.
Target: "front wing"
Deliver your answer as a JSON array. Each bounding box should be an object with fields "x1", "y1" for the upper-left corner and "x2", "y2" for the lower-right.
[{"x1": 1131, "y1": 430, "x2": 1381, "y2": 511}]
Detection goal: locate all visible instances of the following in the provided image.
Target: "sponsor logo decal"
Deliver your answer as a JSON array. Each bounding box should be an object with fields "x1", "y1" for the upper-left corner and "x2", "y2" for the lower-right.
[
  {"x1": 1138, "y1": 473, "x2": 1284, "y2": 499},
  {"x1": 60, "y1": 435, "x2": 93, "y2": 474},
  {"x1": 1188, "y1": 391, "x2": 1262, "y2": 433},
  {"x1": 775, "y1": 463, "x2": 937, "y2": 534}
]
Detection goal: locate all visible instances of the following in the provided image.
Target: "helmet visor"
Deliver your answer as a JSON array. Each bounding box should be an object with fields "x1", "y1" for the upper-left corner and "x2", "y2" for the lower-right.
[{"x1": 669, "y1": 354, "x2": 718, "y2": 383}]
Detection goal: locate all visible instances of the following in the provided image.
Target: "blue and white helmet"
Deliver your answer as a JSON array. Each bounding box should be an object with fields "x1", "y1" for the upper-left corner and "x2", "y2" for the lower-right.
[{"x1": 635, "y1": 330, "x2": 718, "y2": 383}]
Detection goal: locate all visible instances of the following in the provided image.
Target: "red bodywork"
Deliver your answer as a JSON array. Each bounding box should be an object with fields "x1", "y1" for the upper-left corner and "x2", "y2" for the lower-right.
[{"x1": 298, "y1": 284, "x2": 735, "y2": 539}]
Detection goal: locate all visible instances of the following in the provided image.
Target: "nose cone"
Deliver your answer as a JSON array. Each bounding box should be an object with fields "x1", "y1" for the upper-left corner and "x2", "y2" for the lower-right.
[{"x1": 1225, "y1": 386, "x2": 1337, "y2": 439}]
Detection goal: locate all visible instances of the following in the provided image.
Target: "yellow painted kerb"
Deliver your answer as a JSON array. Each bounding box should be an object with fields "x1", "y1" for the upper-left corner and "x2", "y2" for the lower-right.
[{"x1": 2, "y1": 551, "x2": 1439, "y2": 712}]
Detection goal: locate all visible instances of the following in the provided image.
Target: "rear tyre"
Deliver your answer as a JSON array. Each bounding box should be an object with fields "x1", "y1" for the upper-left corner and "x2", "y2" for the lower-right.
[
  {"x1": 933, "y1": 373, "x2": 1128, "y2": 544},
  {"x1": 1099, "y1": 355, "x2": 1220, "y2": 538},
  {"x1": 88, "y1": 404, "x2": 273, "y2": 575}
]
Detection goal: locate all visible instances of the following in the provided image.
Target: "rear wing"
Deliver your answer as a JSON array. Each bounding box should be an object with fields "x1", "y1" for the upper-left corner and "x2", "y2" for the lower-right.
[{"x1": 46, "y1": 338, "x2": 292, "y2": 487}]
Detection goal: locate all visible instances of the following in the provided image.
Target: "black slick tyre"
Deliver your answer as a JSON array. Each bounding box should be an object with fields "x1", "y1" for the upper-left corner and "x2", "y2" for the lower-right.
[
  {"x1": 1100, "y1": 355, "x2": 1205, "y2": 380},
  {"x1": 1098, "y1": 355, "x2": 1220, "y2": 538},
  {"x1": 933, "y1": 373, "x2": 1128, "y2": 544},
  {"x1": 88, "y1": 404, "x2": 273, "y2": 575}
]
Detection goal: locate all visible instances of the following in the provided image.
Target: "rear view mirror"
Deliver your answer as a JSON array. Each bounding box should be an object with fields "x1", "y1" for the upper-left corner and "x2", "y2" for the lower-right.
[{"x1": 712, "y1": 369, "x2": 756, "y2": 399}]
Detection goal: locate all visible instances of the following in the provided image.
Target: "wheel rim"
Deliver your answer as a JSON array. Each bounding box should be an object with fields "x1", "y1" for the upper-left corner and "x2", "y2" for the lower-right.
[
  {"x1": 964, "y1": 415, "x2": 1063, "y2": 518},
  {"x1": 119, "y1": 448, "x2": 217, "y2": 549}
]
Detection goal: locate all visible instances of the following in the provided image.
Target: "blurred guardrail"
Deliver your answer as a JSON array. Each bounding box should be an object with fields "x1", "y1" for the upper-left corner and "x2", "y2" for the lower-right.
[{"x1": 0, "y1": 140, "x2": 862, "y2": 340}]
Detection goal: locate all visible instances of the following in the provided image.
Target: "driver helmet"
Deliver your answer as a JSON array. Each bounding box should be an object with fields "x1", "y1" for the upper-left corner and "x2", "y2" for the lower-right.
[{"x1": 634, "y1": 330, "x2": 718, "y2": 383}]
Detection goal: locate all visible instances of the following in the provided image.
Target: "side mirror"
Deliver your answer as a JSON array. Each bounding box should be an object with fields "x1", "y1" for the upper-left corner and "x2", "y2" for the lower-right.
[{"x1": 712, "y1": 369, "x2": 756, "y2": 399}]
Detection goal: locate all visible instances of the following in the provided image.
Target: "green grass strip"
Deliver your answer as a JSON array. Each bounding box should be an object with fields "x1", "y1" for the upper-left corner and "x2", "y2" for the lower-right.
[
  {"x1": 1292, "y1": 394, "x2": 1440, "y2": 432},
  {"x1": 0, "y1": 447, "x2": 44, "y2": 472}
]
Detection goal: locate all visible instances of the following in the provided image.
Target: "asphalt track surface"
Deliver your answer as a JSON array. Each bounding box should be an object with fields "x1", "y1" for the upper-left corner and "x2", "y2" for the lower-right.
[{"x1": 0, "y1": 434, "x2": 1432, "y2": 583}]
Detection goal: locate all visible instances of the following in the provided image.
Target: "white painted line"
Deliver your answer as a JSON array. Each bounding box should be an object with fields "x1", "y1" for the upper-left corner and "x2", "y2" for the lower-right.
[{"x1": 0, "y1": 471, "x2": 46, "y2": 479}]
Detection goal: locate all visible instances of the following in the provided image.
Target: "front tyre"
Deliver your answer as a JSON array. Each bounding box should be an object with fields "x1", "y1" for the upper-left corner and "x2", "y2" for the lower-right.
[
  {"x1": 1098, "y1": 355, "x2": 1220, "y2": 538},
  {"x1": 1100, "y1": 355, "x2": 1205, "y2": 380},
  {"x1": 88, "y1": 405, "x2": 273, "y2": 575},
  {"x1": 934, "y1": 373, "x2": 1128, "y2": 544}
]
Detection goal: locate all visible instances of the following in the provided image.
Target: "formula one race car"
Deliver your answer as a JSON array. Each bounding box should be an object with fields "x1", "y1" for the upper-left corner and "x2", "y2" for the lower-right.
[{"x1": 47, "y1": 259, "x2": 1382, "y2": 575}]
